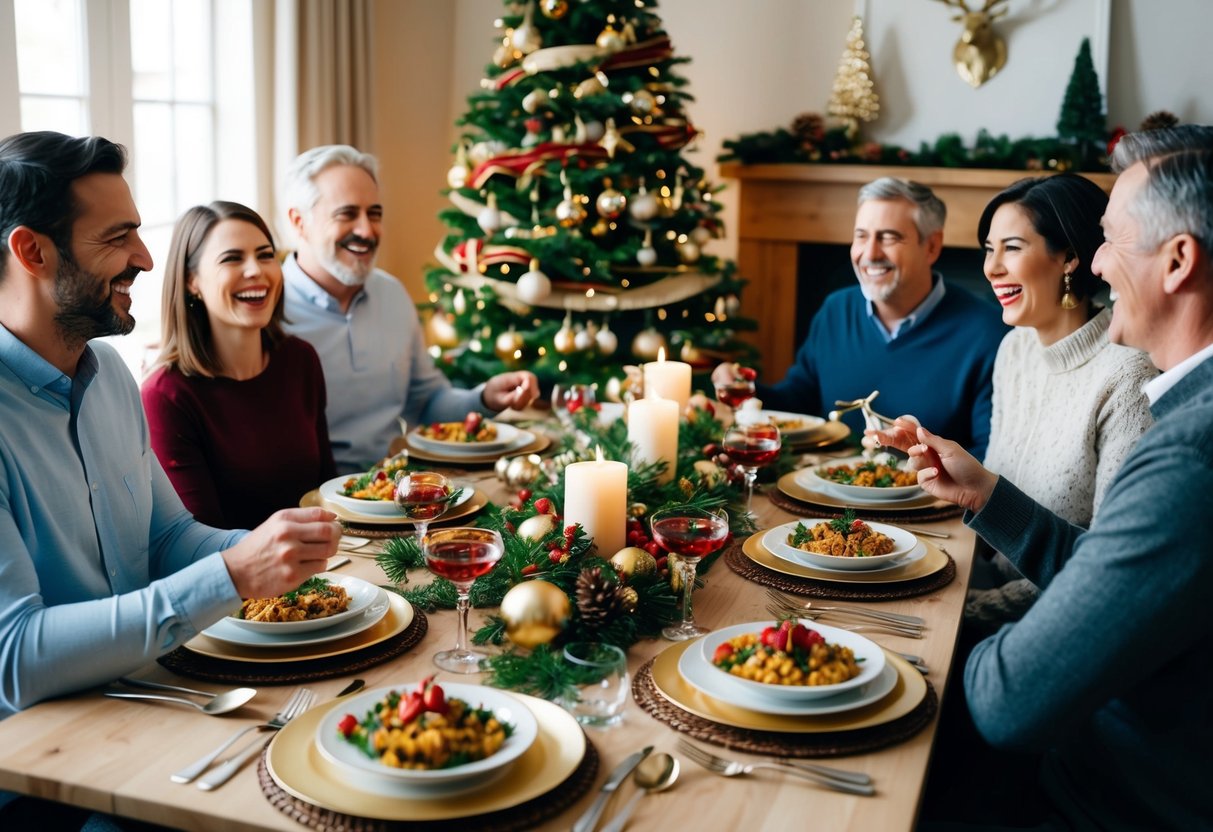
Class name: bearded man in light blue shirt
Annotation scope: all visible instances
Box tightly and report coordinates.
[281,145,540,474]
[0,132,342,724]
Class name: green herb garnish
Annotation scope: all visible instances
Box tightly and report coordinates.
[281,576,333,604]
[828,509,858,535]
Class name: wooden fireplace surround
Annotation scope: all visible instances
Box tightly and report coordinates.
[718,163,1116,379]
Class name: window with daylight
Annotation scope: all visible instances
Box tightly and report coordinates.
[1,0,261,379]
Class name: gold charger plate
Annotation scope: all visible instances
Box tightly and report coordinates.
[778,470,949,512]
[651,640,925,733]
[743,532,948,584]
[405,431,552,464]
[786,420,851,450]
[301,487,488,527]
[183,593,413,663]
[267,694,586,821]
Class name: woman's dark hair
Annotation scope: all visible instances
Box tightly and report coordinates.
[0,132,126,281]
[153,201,286,378]
[977,173,1109,301]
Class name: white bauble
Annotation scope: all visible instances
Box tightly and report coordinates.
[628,193,659,221]
[478,204,502,234]
[595,324,618,356]
[574,327,595,351]
[582,120,605,142]
[678,241,701,264]
[516,267,552,304]
[690,226,712,246]
[636,245,658,267]
[516,513,556,542]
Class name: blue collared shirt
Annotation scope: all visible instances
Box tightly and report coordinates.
[865,273,947,342]
[282,255,486,473]
[0,324,243,719]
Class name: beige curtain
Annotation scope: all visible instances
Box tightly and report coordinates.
[295,0,375,153]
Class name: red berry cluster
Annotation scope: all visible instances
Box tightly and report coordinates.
[548,524,577,564]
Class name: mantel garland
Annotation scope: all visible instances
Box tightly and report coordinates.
[377,401,794,697]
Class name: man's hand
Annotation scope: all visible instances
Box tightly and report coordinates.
[482,370,540,412]
[866,424,998,512]
[220,507,342,599]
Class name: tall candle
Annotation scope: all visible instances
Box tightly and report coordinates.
[643,348,692,413]
[627,396,679,484]
[563,446,627,555]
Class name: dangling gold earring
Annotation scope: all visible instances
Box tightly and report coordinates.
[1060,271,1078,310]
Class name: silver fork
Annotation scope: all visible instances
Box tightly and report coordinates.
[764,604,923,639]
[188,687,315,790]
[764,589,926,627]
[677,741,875,796]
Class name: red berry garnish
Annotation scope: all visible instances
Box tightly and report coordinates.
[517,488,533,502]
[548,550,564,564]
[534,497,552,515]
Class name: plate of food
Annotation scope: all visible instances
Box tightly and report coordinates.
[319,473,472,519]
[763,516,918,571]
[759,410,826,443]
[316,681,539,796]
[225,574,382,634]
[801,454,924,502]
[408,413,521,454]
[697,620,886,702]
[203,585,391,648]
[677,641,899,716]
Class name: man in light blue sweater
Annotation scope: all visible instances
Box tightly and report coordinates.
[876,125,1213,829]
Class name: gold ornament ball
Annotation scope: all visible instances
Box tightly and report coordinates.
[678,240,701,264]
[596,24,625,52]
[631,328,667,361]
[627,89,657,116]
[595,187,627,219]
[505,454,542,487]
[619,586,639,614]
[539,0,569,19]
[555,198,587,227]
[495,455,512,482]
[500,580,571,649]
[610,546,657,578]
[516,512,557,542]
[494,330,524,362]
[426,312,460,349]
[680,341,702,363]
[554,323,578,354]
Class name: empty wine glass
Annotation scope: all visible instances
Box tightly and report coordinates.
[423,527,504,673]
[722,421,782,515]
[650,506,729,641]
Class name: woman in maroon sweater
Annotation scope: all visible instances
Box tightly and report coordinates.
[142,201,336,529]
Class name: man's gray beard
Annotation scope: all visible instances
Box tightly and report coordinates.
[320,251,372,287]
[855,266,900,304]
[53,251,135,350]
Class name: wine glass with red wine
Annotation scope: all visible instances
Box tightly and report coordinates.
[394,471,458,542]
[423,527,505,673]
[714,377,755,424]
[650,505,730,641]
[722,421,782,515]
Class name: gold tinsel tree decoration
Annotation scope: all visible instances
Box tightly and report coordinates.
[828,16,880,138]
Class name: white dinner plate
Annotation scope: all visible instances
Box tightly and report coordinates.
[408,421,522,454]
[315,683,539,797]
[762,519,918,571]
[319,476,474,519]
[225,574,382,634]
[695,620,886,702]
[205,585,390,647]
[800,455,925,502]
[759,410,826,442]
[678,637,898,716]
[763,531,928,575]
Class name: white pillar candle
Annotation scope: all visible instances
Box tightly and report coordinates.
[627,395,680,484]
[563,447,628,555]
[643,348,692,413]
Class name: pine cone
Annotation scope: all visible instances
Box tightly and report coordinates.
[1140,110,1179,132]
[576,567,621,631]
[791,112,826,145]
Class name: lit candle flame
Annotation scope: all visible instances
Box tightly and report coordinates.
[656,347,666,362]
[595,445,604,462]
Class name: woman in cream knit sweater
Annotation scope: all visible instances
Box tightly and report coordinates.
[971,173,1158,624]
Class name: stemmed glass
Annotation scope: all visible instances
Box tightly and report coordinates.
[423,527,505,673]
[651,506,730,641]
[714,374,755,425]
[551,383,596,429]
[722,421,782,515]
[394,471,458,542]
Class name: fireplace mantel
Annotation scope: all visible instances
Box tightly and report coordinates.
[719,163,1116,379]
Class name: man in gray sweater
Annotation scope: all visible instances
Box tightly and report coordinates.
[876,125,1213,830]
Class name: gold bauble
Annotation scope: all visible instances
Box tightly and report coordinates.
[555,197,587,227]
[619,586,639,614]
[426,312,460,349]
[680,341,702,363]
[505,454,542,487]
[631,328,667,361]
[539,0,569,19]
[495,455,513,482]
[516,512,557,542]
[625,89,657,116]
[494,328,524,361]
[501,580,571,648]
[628,502,648,518]
[595,186,627,219]
[610,546,658,578]
[554,316,577,354]
[678,240,701,264]
[596,24,625,52]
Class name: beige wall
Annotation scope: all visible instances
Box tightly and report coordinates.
[369,0,1213,297]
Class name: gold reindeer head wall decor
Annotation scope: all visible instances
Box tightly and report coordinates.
[933,0,1011,88]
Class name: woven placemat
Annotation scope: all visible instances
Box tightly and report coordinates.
[158,610,428,685]
[256,737,599,832]
[767,487,965,522]
[633,658,937,758]
[724,543,956,600]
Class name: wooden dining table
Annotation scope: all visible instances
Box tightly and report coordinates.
[0,449,976,832]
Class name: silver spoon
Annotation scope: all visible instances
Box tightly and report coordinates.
[104,687,256,715]
[600,752,679,832]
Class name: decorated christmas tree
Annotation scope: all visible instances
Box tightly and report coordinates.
[1056,38,1106,168]
[827,16,880,139]
[426,0,755,395]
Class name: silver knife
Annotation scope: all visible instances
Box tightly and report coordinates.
[571,745,653,832]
